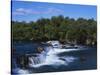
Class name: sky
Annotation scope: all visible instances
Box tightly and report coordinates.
[11,1,97,22]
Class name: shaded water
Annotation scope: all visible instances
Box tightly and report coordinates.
[11,42,97,74]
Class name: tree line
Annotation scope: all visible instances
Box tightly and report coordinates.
[12,15,97,46]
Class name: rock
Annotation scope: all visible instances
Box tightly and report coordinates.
[16,55,29,69]
[37,47,44,53]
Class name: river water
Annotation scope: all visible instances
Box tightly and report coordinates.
[11,42,97,74]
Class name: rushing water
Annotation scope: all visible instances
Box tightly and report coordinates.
[11,42,97,74]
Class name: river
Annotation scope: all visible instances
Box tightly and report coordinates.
[11,42,97,74]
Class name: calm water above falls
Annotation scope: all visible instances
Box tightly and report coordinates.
[12,42,97,74]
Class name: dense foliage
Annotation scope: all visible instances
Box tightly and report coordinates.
[12,15,97,45]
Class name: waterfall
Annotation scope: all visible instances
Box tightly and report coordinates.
[12,45,79,74]
[28,53,46,67]
[27,46,54,67]
[28,46,78,67]
[14,45,78,69]
[29,56,42,65]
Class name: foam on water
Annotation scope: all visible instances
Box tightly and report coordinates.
[28,47,77,68]
[28,55,76,68]
[12,46,79,74]
[12,68,29,74]
[47,48,80,55]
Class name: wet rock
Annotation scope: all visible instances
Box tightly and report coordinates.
[59,58,66,61]
[16,55,29,69]
[37,47,44,53]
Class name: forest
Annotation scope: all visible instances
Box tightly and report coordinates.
[12,15,97,46]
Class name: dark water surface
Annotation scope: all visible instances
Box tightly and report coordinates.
[12,42,97,74]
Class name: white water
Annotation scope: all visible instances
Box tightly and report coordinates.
[12,68,29,74]
[28,47,78,68]
[13,46,80,74]
[47,48,80,55]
